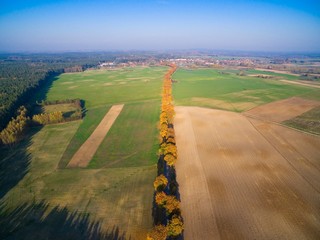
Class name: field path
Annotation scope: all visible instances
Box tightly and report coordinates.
[280,80,320,89]
[175,106,320,240]
[68,104,124,168]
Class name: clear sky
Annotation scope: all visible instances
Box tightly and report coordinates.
[0,0,320,52]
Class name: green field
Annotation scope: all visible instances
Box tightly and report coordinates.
[172,68,319,112]
[0,66,167,239]
[47,67,166,108]
[90,101,160,168]
[283,106,320,135]
[1,122,155,239]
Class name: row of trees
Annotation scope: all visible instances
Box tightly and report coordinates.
[32,111,64,125]
[0,106,28,146]
[0,98,84,146]
[148,64,184,240]
[36,99,84,121]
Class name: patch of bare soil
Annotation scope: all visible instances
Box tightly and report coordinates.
[244,97,320,123]
[67,104,124,168]
[174,106,320,240]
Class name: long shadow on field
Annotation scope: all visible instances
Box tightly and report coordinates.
[27,73,60,114]
[0,200,127,240]
[0,129,37,199]
[0,72,61,199]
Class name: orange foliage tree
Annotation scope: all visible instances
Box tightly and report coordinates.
[153,174,168,191]
[167,215,184,237]
[147,225,167,240]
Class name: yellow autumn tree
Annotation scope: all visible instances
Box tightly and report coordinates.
[165,195,180,214]
[155,191,167,206]
[153,174,168,190]
[147,225,167,240]
[0,106,28,145]
[164,144,177,157]
[164,154,176,166]
[167,215,184,237]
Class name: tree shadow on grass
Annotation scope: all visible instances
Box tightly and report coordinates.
[0,200,128,240]
[0,127,40,199]
[0,72,60,199]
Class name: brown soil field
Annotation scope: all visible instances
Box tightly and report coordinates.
[174,106,320,240]
[67,104,124,168]
[244,97,320,123]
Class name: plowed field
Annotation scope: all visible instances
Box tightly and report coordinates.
[174,106,320,240]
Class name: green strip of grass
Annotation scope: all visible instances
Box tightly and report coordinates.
[89,100,160,168]
[283,106,320,135]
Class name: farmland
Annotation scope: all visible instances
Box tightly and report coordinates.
[1,64,320,239]
[0,66,168,239]
[172,68,319,112]
[173,68,320,239]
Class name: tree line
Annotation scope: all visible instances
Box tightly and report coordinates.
[0,98,84,146]
[0,106,28,146]
[148,64,184,240]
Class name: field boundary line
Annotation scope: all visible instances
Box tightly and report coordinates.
[243,112,320,137]
[67,104,124,168]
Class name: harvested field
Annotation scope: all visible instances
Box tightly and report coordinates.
[174,106,320,240]
[67,104,124,168]
[244,97,320,123]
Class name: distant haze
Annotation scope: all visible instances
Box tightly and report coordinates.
[0,0,320,52]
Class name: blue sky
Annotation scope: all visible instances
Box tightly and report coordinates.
[0,0,319,52]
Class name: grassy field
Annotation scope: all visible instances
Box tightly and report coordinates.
[283,106,320,135]
[0,66,167,239]
[46,67,166,108]
[56,66,167,169]
[43,103,77,113]
[1,122,155,239]
[172,68,319,112]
